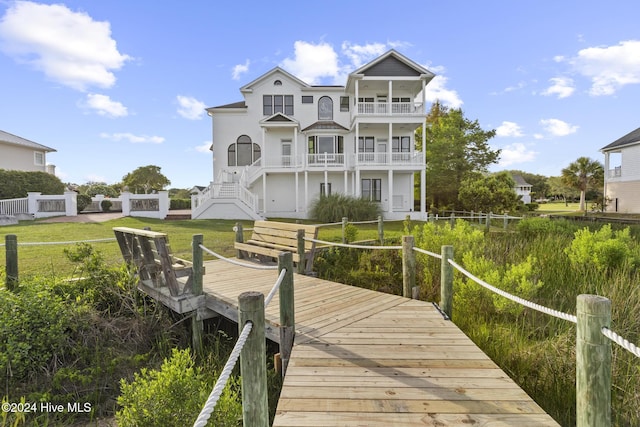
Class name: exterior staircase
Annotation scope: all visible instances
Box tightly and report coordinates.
[191,179,262,220]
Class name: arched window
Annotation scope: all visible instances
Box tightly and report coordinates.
[228,135,261,166]
[318,96,333,120]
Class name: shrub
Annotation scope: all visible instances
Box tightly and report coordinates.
[76,194,92,213]
[309,193,381,223]
[116,348,241,427]
[100,199,113,212]
[516,217,577,238]
[0,169,65,198]
[565,225,636,272]
[170,198,191,210]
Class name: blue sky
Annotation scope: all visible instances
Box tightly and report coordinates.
[1,0,639,189]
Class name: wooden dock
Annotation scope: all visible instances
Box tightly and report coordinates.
[199,259,559,426]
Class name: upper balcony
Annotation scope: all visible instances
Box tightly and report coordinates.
[351,101,425,122]
[608,166,622,178]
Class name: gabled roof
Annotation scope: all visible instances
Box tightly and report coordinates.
[511,174,532,187]
[351,49,434,77]
[240,67,310,93]
[601,127,640,151]
[301,121,349,132]
[259,112,299,127]
[0,130,56,152]
[206,101,246,111]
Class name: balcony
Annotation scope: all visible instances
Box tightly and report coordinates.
[353,101,424,118]
[356,151,425,167]
[608,166,622,178]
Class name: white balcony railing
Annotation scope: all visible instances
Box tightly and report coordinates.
[356,151,425,166]
[355,102,424,116]
[608,166,622,178]
[307,153,346,167]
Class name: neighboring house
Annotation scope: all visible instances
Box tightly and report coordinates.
[601,127,640,213]
[0,130,56,174]
[512,174,532,204]
[194,50,435,220]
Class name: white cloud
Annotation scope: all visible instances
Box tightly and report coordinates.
[195,141,212,153]
[540,118,578,136]
[232,59,250,80]
[341,41,387,69]
[176,95,206,120]
[565,40,640,96]
[280,41,339,85]
[0,1,130,91]
[85,93,128,117]
[533,133,544,140]
[85,173,107,183]
[542,77,575,98]
[423,75,463,109]
[496,121,523,137]
[498,143,537,166]
[100,132,164,144]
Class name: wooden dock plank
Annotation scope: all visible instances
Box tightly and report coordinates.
[195,259,559,426]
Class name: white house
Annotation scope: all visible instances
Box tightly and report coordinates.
[512,174,532,204]
[601,127,640,213]
[0,130,56,174]
[193,50,435,220]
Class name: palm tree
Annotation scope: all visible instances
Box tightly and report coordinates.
[561,157,604,212]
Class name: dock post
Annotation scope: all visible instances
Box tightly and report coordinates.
[377,215,384,244]
[238,292,269,427]
[341,217,348,244]
[235,222,244,259]
[485,212,492,232]
[402,235,416,298]
[503,213,509,230]
[577,294,611,427]
[296,229,305,274]
[5,234,18,291]
[278,252,295,377]
[191,234,204,355]
[440,245,454,319]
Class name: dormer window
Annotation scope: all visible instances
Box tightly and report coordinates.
[274,80,282,86]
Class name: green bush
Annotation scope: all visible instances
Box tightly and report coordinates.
[309,193,381,223]
[565,225,636,272]
[0,169,65,198]
[100,199,113,212]
[76,194,92,213]
[170,198,191,210]
[116,348,241,427]
[516,217,578,238]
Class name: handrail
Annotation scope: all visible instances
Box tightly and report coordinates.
[304,237,401,251]
[199,243,278,270]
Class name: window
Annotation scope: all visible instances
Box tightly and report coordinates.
[318,96,333,120]
[228,135,261,166]
[358,137,375,152]
[34,151,45,166]
[340,96,349,112]
[320,183,331,197]
[308,136,343,154]
[361,179,382,202]
[392,136,411,152]
[274,80,282,86]
[263,95,294,115]
[302,96,313,104]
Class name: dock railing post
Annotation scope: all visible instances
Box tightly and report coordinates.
[402,235,416,299]
[377,215,384,244]
[503,213,509,230]
[296,229,306,274]
[485,212,492,233]
[278,252,295,377]
[235,222,244,259]
[450,212,455,227]
[238,291,269,427]
[341,217,348,244]
[5,234,18,291]
[577,294,611,427]
[440,245,454,319]
[191,234,204,355]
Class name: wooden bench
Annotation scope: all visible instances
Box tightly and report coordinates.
[113,227,194,298]
[234,220,319,273]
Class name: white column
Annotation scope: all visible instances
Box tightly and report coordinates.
[295,172,299,212]
[324,170,328,196]
[421,116,427,218]
[422,79,427,114]
[65,191,78,217]
[388,80,392,115]
[262,172,267,215]
[304,171,308,212]
[355,169,361,197]
[388,122,393,161]
[388,170,393,214]
[158,190,169,219]
[121,191,131,217]
[355,122,360,166]
[344,170,348,196]
[603,152,609,210]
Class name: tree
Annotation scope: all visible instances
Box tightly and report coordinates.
[418,102,500,210]
[122,165,171,194]
[547,176,579,205]
[560,157,604,212]
[458,172,521,213]
[505,170,550,201]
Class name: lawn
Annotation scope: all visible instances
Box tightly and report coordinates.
[536,201,581,213]
[0,216,407,277]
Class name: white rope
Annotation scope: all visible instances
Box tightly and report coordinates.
[348,219,379,225]
[199,244,278,270]
[312,221,344,227]
[305,237,401,251]
[413,247,442,259]
[448,259,578,323]
[264,269,286,308]
[601,327,640,358]
[0,237,116,247]
[193,321,253,427]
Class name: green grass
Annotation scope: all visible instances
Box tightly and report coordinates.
[536,202,581,213]
[0,217,407,277]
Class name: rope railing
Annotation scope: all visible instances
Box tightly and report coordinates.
[199,243,278,270]
[0,237,116,247]
[448,259,578,323]
[265,268,286,308]
[601,327,640,358]
[413,246,442,259]
[304,236,401,251]
[193,320,253,427]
